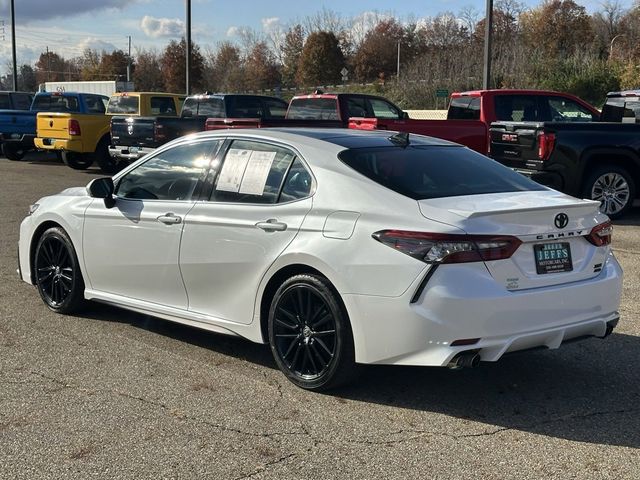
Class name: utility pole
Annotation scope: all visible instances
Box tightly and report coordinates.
[127,35,131,82]
[46,46,50,82]
[10,0,18,91]
[185,0,191,95]
[483,0,493,90]
[396,41,400,79]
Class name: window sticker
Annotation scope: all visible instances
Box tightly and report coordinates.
[217,149,252,192]
[239,150,277,195]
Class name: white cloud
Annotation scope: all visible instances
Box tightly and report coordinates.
[261,17,281,33]
[140,15,184,38]
[226,26,241,37]
[78,37,118,53]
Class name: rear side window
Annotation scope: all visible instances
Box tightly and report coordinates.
[448,97,480,120]
[107,95,139,114]
[212,139,297,204]
[0,94,9,109]
[494,95,538,121]
[85,95,106,114]
[287,98,339,120]
[13,94,32,110]
[263,98,288,118]
[339,146,545,200]
[229,97,263,117]
[151,97,177,115]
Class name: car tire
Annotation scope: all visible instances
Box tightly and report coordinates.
[34,227,86,314]
[62,151,93,170]
[582,165,636,219]
[268,273,358,391]
[94,138,121,174]
[2,142,26,161]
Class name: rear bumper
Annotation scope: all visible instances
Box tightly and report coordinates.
[343,254,623,366]
[108,144,155,161]
[34,137,84,152]
[0,133,35,147]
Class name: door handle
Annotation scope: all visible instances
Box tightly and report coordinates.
[157,213,182,225]
[255,219,287,232]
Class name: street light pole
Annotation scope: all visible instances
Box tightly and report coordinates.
[483,0,493,90]
[397,41,400,79]
[10,0,18,91]
[185,0,191,95]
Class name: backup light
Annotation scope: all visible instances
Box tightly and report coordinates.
[372,230,522,264]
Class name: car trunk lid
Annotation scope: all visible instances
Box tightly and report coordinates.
[418,190,610,290]
[37,112,72,140]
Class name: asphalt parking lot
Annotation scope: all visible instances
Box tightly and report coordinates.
[1,153,639,479]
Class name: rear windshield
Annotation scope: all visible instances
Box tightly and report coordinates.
[107,96,139,114]
[33,95,80,112]
[447,97,480,120]
[339,146,545,200]
[287,98,339,120]
[601,96,640,123]
[182,97,224,117]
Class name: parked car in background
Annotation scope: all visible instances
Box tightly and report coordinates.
[490,90,640,218]
[348,89,600,154]
[106,92,185,117]
[33,94,110,170]
[108,93,289,170]
[18,128,621,390]
[0,92,101,161]
[0,91,33,110]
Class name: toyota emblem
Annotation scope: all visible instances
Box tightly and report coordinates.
[554,213,569,229]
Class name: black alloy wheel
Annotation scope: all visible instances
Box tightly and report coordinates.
[62,151,93,170]
[268,274,357,391]
[34,227,85,314]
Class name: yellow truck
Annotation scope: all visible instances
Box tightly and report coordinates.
[34,92,184,173]
[34,93,111,171]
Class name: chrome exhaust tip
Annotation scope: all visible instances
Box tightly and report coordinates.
[447,352,481,370]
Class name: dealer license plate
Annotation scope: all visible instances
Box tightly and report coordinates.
[534,242,572,274]
[129,146,139,153]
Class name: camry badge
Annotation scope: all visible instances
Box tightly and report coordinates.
[554,213,569,229]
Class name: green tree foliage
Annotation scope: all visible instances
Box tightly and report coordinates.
[160,38,205,94]
[296,31,345,87]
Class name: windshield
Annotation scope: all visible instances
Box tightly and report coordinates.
[107,96,139,114]
[339,145,546,200]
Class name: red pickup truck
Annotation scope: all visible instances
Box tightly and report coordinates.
[206,90,600,154]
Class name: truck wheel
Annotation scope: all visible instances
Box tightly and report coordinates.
[2,143,26,161]
[582,165,636,219]
[94,138,120,174]
[61,151,93,170]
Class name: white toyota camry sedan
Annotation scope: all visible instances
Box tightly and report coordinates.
[18,128,622,390]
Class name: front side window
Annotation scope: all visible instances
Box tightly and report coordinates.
[212,139,297,204]
[547,97,596,122]
[339,145,545,200]
[116,140,219,201]
[368,98,401,119]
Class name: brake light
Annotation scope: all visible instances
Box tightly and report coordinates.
[68,119,81,136]
[372,230,522,264]
[154,123,166,141]
[538,132,556,160]
[586,221,613,247]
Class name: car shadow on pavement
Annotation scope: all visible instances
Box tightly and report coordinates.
[614,206,640,226]
[78,302,639,449]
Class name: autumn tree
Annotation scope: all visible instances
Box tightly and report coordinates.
[19,65,37,91]
[244,42,280,91]
[160,38,205,93]
[208,42,245,92]
[281,24,305,87]
[296,31,345,87]
[100,50,132,80]
[352,19,405,82]
[79,49,101,80]
[133,49,164,91]
[35,51,68,83]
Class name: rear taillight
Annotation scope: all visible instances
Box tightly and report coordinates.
[154,123,166,141]
[537,132,556,161]
[372,230,522,264]
[68,119,81,136]
[586,221,613,247]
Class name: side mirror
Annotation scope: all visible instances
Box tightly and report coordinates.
[87,177,116,208]
[402,111,409,120]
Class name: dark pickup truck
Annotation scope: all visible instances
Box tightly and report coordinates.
[490,90,640,218]
[108,93,289,168]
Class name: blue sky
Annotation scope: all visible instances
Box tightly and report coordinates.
[0,0,634,68]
